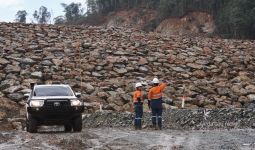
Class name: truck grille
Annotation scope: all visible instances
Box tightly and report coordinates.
[43,99,71,113]
[44,99,70,107]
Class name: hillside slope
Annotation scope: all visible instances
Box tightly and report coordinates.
[82,0,255,39]
[105,10,215,36]
[156,12,215,35]
[0,23,255,117]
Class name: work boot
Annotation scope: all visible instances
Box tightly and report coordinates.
[158,117,162,130]
[152,124,157,130]
[135,125,139,130]
[137,122,142,130]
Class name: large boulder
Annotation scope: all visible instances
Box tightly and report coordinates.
[2,86,21,94]
[0,79,16,91]
[81,83,95,94]
[4,65,21,74]
[0,58,9,65]
[31,72,43,79]
[7,93,24,102]
[245,85,255,94]
[19,58,36,65]
[113,68,127,74]
[41,60,53,66]
[217,87,230,96]
[247,94,255,101]
[138,58,148,65]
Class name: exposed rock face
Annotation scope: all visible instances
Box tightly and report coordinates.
[106,9,157,30]
[156,12,215,35]
[0,23,255,112]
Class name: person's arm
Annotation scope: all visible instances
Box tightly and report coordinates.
[148,89,152,100]
[133,91,137,103]
[160,83,167,91]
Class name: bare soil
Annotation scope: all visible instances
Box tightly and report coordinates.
[0,127,255,150]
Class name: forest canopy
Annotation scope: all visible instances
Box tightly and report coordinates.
[85,0,255,39]
[15,0,255,39]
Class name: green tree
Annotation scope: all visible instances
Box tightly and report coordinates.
[15,10,28,23]
[87,0,97,14]
[57,0,255,39]
[33,6,51,24]
[61,3,83,23]
[54,16,66,24]
[216,0,255,38]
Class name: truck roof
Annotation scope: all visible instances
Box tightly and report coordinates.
[34,84,70,87]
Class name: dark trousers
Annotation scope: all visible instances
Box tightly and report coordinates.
[150,99,163,128]
[134,103,143,129]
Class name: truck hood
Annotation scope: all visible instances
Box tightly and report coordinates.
[31,96,77,100]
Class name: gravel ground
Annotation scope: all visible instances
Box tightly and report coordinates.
[0,127,255,150]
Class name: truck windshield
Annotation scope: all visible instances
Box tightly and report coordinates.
[33,86,74,96]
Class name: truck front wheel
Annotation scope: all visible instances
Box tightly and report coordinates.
[27,115,37,133]
[72,115,82,132]
[64,123,72,132]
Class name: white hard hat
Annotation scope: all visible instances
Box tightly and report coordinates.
[135,83,142,88]
[152,78,159,84]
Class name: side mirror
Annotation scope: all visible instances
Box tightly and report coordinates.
[24,93,30,98]
[75,92,81,98]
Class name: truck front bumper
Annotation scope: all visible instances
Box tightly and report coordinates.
[27,106,84,125]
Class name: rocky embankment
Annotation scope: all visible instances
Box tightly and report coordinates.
[0,22,255,117]
[83,109,255,130]
[3,108,255,131]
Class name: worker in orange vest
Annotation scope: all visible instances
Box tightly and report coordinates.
[133,82,143,130]
[148,78,168,130]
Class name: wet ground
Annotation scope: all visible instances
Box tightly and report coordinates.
[0,127,255,150]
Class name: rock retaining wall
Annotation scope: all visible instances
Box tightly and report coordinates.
[0,23,255,112]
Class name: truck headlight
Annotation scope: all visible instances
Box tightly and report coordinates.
[71,99,82,106]
[30,100,44,107]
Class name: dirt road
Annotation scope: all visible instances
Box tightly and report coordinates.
[0,127,255,150]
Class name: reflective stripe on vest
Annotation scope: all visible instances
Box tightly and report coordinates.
[151,93,163,100]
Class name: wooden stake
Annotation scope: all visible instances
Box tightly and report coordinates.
[182,96,185,108]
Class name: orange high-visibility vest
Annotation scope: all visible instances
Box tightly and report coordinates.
[133,90,143,103]
[148,83,167,100]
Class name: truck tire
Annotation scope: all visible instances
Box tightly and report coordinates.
[72,115,82,132]
[64,123,72,132]
[27,115,37,133]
